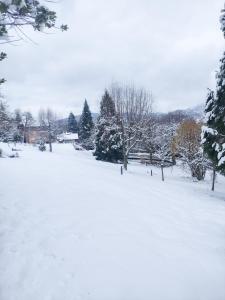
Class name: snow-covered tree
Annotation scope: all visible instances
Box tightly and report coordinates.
[94,90,123,162]
[100,90,116,118]
[154,123,177,164]
[67,112,78,133]
[0,0,67,41]
[22,111,34,143]
[142,119,158,163]
[12,130,23,143]
[38,140,46,152]
[79,100,94,149]
[177,120,208,180]
[14,109,22,125]
[0,100,11,140]
[110,83,153,170]
[0,0,67,86]
[202,7,225,175]
[38,108,56,152]
[11,109,23,142]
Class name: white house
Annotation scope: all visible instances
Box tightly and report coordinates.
[57,132,79,143]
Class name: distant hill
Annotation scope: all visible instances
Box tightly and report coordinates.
[154,104,204,124]
[56,105,204,130]
[56,113,99,131]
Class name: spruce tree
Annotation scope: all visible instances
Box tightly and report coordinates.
[79,100,94,144]
[202,7,225,174]
[67,112,78,133]
[14,109,22,125]
[0,100,11,140]
[100,90,116,118]
[94,90,123,162]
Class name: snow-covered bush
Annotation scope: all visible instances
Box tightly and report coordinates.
[39,141,46,152]
[13,130,23,143]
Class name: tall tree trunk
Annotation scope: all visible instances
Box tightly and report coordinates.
[49,126,52,152]
[124,154,128,171]
[23,127,27,143]
[121,122,127,170]
[172,154,176,165]
[149,151,153,164]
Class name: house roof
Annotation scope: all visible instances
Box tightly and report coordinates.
[57,132,79,140]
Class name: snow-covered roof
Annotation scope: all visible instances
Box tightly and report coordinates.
[57,132,79,140]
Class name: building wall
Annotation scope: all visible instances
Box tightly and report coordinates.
[26,130,49,144]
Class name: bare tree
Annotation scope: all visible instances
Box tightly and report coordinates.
[22,111,34,143]
[142,119,158,164]
[38,108,57,152]
[154,123,177,164]
[110,83,153,170]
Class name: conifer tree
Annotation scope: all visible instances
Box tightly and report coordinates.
[94,90,123,162]
[100,90,116,118]
[79,100,94,146]
[14,109,22,125]
[0,100,11,140]
[202,7,225,175]
[67,112,78,133]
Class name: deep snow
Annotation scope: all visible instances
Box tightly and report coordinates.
[0,143,225,300]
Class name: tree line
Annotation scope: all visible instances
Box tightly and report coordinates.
[0,73,223,186]
[0,98,94,145]
[93,84,209,182]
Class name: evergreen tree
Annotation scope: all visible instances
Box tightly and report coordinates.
[67,112,78,133]
[0,100,11,140]
[94,90,123,162]
[12,108,23,143]
[14,109,22,125]
[79,100,94,147]
[0,0,67,41]
[13,131,23,143]
[202,8,225,174]
[100,90,116,118]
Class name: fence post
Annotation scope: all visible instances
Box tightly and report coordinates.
[121,166,123,175]
[151,169,153,176]
[161,164,164,181]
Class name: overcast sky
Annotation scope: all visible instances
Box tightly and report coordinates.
[1,0,225,117]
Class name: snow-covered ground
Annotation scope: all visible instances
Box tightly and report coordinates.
[0,143,225,300]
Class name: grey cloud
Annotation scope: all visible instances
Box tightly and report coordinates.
[1,0,225,116]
